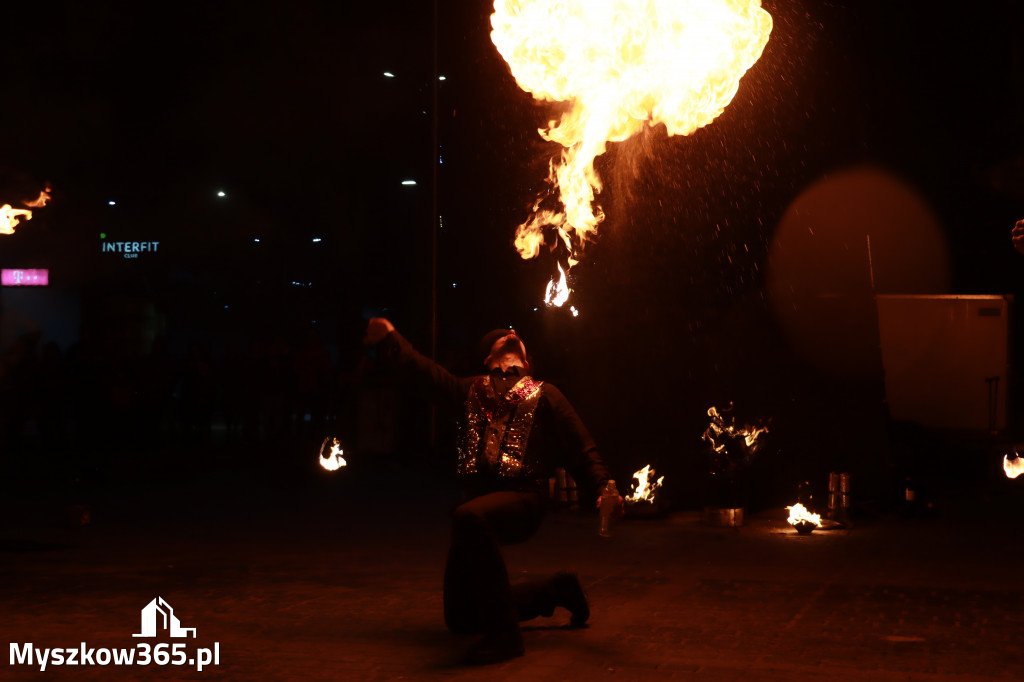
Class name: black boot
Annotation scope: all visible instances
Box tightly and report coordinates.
[551,571,590,627]
[464,627,525,665]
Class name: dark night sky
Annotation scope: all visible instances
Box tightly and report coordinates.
[2,1,1024,485]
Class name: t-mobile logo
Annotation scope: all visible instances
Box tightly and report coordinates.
[132,597,196,638]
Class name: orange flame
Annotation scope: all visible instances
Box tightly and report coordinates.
[625,464,664,503]
[1004,454,1024,479]
[22,185,52,209]
[786,503,822,527]
[319,437,347,471]
[492,0,773,299]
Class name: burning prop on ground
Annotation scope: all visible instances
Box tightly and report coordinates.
[1004,452,1024,479]
[318,437,347,472]
[702,403,769,479]
[786,502,822,535]
[491,0,773,308]
[624,464,667,517]
[1,184,51,235]
[701,403,769,525]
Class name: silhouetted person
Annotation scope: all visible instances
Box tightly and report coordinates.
[137,338,176,441]
[0,331,41,458]
[292,328,332,436]
[37,341,65,449]
[180,342,215,442]
[364,318,621,665]
[1012,218,1024,255]
[261,336,291,441]
[240,340,266,442]
[221,343,247,441]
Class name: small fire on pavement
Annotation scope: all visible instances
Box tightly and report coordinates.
[786,502,822,534]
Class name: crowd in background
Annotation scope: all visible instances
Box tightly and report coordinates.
[0,327,432,489]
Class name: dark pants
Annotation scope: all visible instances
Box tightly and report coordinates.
[444,491,561,635]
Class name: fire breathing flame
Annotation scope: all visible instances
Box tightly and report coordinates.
[786,503,822,527]
[319,437,347,472]
[1004,453,1024,479]
[625,464,664,503]
[492,0,773,301]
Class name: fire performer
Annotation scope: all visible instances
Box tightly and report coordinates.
[364,317,621,664]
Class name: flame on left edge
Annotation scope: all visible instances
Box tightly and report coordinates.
[319,437,347,472]
[1004,453,1024,479]
[1,185,51,235]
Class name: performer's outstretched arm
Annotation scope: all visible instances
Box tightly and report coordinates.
[365,317,470,407]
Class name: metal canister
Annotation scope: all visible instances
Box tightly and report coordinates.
[839,472,851,521]
[566,471,579,508]
[555,467,568,503]
[827,472,840,519]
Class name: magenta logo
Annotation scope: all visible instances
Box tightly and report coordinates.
[1,269,49,286]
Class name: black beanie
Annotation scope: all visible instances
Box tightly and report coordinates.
[478,328,520,364]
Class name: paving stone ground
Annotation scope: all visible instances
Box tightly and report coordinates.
[3,459,1023,681]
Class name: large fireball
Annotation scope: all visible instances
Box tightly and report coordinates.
[492,0,773,280]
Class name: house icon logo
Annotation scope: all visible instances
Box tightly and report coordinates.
[132,597,197,638]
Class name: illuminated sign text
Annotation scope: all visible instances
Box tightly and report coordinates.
[1,269,49,286]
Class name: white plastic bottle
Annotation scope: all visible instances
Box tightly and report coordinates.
[599,480,619,537]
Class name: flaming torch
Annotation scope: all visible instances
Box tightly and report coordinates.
[1004,452,1024,479]
[491,0,773,306]
[318,437,347,472]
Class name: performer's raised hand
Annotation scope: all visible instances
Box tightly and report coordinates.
[364,317,395,345]
[1013,219,1024,255]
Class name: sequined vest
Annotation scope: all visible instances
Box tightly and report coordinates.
[457,375,544,478]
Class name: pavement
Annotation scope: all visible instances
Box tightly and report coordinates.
[3,451,1024,681]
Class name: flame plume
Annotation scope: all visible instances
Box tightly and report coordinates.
[492,0,773,295]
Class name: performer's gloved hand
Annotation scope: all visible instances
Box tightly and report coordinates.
[1013,219,1024,255]
[364,317,395,345]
